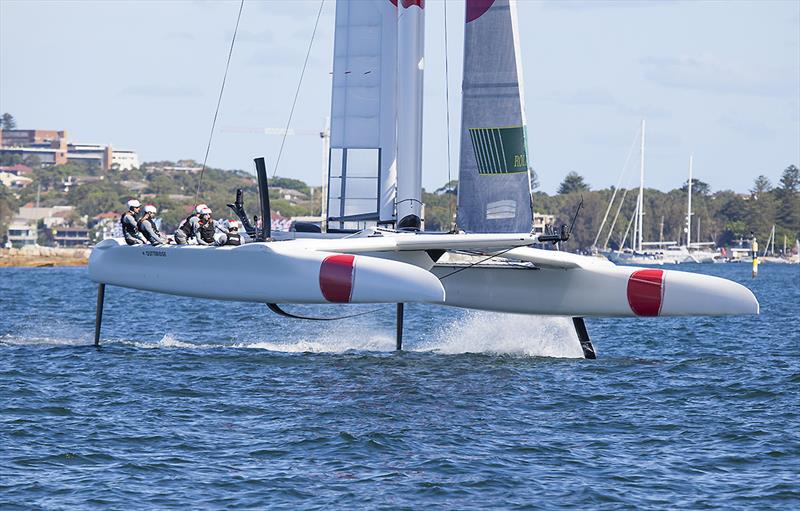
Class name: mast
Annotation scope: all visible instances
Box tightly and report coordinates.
[770,225,776,256]
[396,0,425,230]
[687,154,693,247]
[637,119,645,252]
[321,117,330,232]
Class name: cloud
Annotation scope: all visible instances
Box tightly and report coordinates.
[541,89,669,118]
[119,84,202,98]
[641,53,796,98]
[718,115,775,139]
[542,0,679,11]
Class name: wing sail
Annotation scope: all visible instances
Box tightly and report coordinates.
[327,0,398,230]
[456,0,533,233]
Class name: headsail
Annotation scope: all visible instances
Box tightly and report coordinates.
[456,0,533,233]
[327,0,398,230]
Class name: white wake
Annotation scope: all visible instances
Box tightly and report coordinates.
[418,312,585,358]
[1,313,586,358]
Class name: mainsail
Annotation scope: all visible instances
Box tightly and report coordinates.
[327,0,398,230]
[456,0,533,233]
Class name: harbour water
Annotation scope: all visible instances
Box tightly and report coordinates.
[1,264,798,509]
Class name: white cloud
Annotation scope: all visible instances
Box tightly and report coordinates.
[641,53,796,98]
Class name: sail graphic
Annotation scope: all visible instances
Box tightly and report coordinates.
[456,0,533,233]
[327,0,398,230]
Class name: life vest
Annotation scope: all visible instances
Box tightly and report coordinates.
[138,217,161,244]
[178,214,196,237]
[225,233,242,246]
[199,219,216,244]
[120,212,139,239]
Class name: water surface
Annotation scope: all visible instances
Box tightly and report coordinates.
[1,264,798,509]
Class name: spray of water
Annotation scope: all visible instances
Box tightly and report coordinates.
[1,313,585,359]
[419,312,585,358]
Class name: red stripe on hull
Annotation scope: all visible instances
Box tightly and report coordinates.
[627,269,664,316]
[319,254,355,303]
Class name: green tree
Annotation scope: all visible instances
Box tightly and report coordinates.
[0,153,22,166]
[1,113,16,130]
[747,175,777,240]
[775,164,800,235]
[0,182,19,237]
[680,178,711,196]
[558,171,589,195]
[270,176,309,195]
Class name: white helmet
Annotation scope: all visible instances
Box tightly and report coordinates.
[201,207,212,215]
[228,220,239,230]
[144,204,157,214]
[127,199,141,209]
[195,203,208,214]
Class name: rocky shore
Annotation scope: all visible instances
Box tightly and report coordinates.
[0,246,91,267]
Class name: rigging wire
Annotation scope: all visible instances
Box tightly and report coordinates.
[194,0,245,207]
[272,0,326,178]
[443,0,455,231]
[591,125,640,249]
[438,247,517,280]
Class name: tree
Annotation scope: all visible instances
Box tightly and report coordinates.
[680,178,711,196]
[558,171,589,194]
[750,175,773,197]
[1,113,16,130]
[747,175,777,240]
[434,180,458,195]
[0,182,19,237]
[775,164,800,235]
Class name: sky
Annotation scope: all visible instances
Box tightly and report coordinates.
[1,0,798,195]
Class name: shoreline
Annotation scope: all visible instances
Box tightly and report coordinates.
[0,247,90,268]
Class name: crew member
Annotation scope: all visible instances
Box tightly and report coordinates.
[198,207,216,245]
[121,199,145,245]
[138,205,168,245]
[174,204,208,245]
[218,220,245,246]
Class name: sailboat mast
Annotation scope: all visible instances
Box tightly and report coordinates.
[687,154,693,247]
[637,119,645,252]
[396,0,425,230]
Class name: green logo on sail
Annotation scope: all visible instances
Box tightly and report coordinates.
[468,126,528,175]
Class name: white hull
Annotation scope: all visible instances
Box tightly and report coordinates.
[89,239,444,304]
[88,237,757,318]
[433,257,758,317]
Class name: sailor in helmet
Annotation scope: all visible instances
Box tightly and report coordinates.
[138,204,168,245]
[174,204,209,245]
[121,199,145,245]
[198,207,216,245]
[216,220,246,246]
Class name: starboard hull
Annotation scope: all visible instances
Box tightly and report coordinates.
[432,262,759,317]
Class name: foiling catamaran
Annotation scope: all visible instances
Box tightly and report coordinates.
[89,0,758,357]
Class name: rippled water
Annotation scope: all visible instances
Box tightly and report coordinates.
[1,263,798,509]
